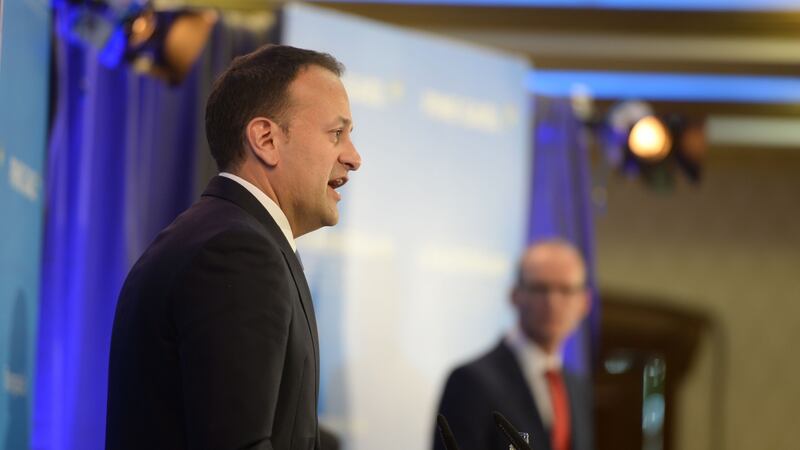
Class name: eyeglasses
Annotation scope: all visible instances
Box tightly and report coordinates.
[518,282,586,297]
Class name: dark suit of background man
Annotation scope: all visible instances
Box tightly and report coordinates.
[435,239,594,450]
[106,45,362,450]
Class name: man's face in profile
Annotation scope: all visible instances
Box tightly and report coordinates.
[512,244,590,351]
[275,65,361,235]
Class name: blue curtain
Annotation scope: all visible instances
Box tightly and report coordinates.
[527,96,598,375]
[34,13,270,450]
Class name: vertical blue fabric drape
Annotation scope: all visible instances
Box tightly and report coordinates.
[527,96,598,375]
[34,13,270,450]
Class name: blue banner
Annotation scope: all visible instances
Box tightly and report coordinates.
[0,0,51,447]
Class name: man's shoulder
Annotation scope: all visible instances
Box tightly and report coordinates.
[127,197,284,284]
[176,194,268,234]
[446,341,514,386]
[166,196,282,251]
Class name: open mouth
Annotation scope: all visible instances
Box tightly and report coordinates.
[328,177,348,190]
[328,177,348,200]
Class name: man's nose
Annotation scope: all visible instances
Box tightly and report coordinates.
[341,143,362,171]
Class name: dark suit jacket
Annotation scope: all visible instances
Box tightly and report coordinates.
[106,176,320,450]
[434,340,593,450]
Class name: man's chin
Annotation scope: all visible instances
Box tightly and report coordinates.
[321,208,339,227]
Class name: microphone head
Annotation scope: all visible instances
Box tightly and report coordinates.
[436,414,461,450]
[492,411,533,450]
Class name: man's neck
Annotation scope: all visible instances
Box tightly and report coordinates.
[218,170,298,251]
[227,166,279,207]
[506,326,564,372]
[521,327,561,357]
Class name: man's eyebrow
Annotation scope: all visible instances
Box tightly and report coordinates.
[332,116,352,128]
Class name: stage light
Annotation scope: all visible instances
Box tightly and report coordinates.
[583,100,706,191]
[628,115,672,162]
[128,8,156,48]
[675,120,706,182]
[160,10,218,83]
[58,1,217,84]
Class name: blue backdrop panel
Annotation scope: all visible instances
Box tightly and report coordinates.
[0,0,51,448]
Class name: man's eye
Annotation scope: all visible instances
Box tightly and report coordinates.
[332,129,343,142]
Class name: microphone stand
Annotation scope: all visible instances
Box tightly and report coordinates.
[436,414,462,450]
[492,411,534,450]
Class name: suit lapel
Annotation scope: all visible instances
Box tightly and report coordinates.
[282,249,320,392]
[202,176,320,393]
[494,341,551,450]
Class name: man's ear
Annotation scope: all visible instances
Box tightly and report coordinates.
[245,117,281,167]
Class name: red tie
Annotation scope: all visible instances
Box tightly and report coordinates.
[545,369,571,450]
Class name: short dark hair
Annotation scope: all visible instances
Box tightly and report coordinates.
[205,44,345,171]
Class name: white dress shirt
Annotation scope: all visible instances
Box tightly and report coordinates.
[218,172,296,252]
[505,326,564,428]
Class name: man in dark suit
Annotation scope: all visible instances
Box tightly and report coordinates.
[106,45,361,450]
[434,239,593,450]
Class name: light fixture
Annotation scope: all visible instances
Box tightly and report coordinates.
[125,8,218,84]
[58,0,217,84]
[579,100,706,192]
[628,115,672,162]
[128,7,157,48]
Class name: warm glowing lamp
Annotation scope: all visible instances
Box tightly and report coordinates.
[129,9,157,48]
[628,115,672,162]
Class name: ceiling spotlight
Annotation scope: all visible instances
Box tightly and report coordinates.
[628,115,672,162]
[128,8,157,48]
[159,9,218,83]
[125,9,218,84]
[593,101,706,191]
[58,1,217,84]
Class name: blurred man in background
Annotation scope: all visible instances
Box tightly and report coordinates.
[106,44,361,450]
[435,239,594,450]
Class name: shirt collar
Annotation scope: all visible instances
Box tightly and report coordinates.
[218,172,296,252]
[505,325,563,373]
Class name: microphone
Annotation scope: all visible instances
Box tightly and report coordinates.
[436,414,462,450]
[492,411,533,450]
